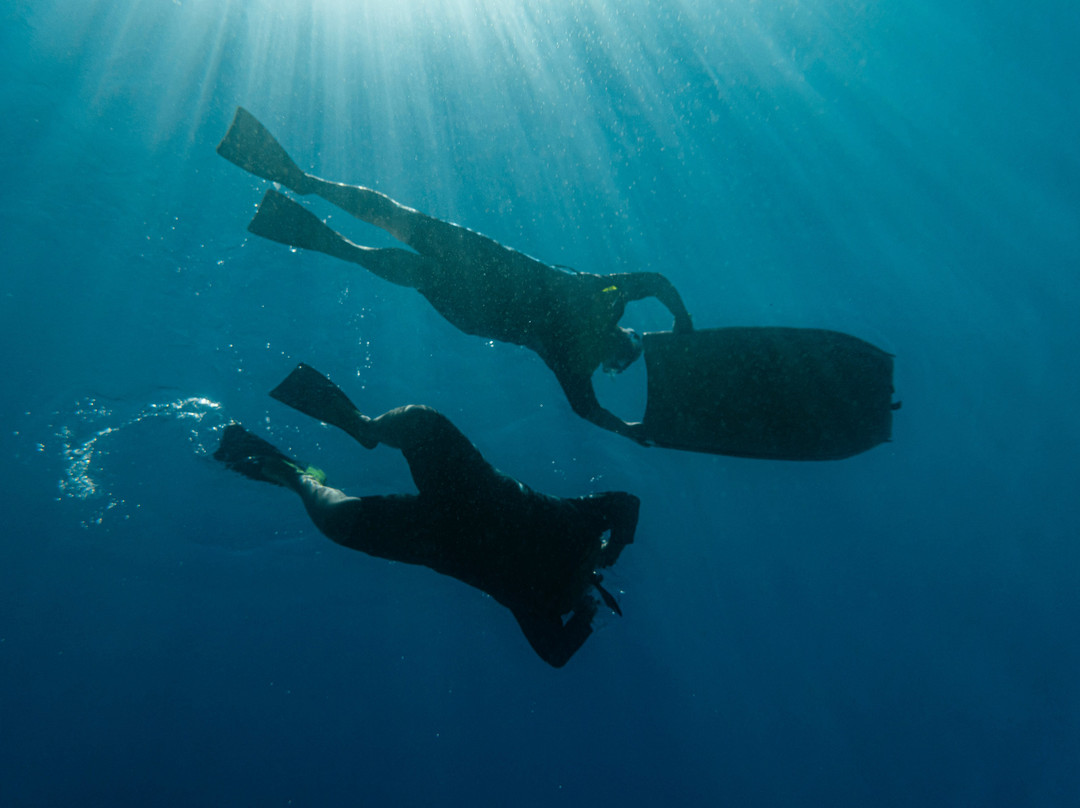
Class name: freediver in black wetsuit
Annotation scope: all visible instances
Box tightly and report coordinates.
[215,363,639,668]
[217,107,693,443]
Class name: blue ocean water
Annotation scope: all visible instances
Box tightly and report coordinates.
[2,0,1078,804]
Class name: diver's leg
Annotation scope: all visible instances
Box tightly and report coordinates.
[362,405,460,451]
[259,455,421,560]
[218,108,510,267]
[214,422,416,558]
[270,365,495,495]
[305,177,513,267]
[285,473,416,558]
[364,405,496,498]
[249,189,435,288]
[268,365,485,478]
[287,474,363,544]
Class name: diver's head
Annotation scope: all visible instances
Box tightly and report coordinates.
[602,327,643,374]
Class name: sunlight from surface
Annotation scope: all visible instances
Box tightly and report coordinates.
[23,0,879,209]
[27,0,817,162]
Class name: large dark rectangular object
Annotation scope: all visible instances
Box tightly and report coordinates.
[642,327,895,460]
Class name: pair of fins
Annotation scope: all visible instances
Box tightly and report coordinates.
[214,363,368,485]
[217,108,345,260]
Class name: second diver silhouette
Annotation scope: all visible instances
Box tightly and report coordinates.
[217,107,692,444]
[215,363,639,667]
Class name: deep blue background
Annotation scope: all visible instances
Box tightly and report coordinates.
[3,1,1078,805]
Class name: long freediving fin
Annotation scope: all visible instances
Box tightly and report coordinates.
[214,423,299,487]
[217,107,310,192]
[247,188,346,255]
[269,363,376,448]
[247,188,370,269]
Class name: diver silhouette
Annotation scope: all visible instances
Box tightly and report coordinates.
[218,107,693,443]
[215,363,639,668]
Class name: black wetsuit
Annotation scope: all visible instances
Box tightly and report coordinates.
[270,178,692,437]
[391,211,693,433]
[304,407,639,667]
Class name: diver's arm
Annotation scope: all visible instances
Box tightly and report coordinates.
[607,272,693,332]
[512,602,596,668]
[556,370,649,444]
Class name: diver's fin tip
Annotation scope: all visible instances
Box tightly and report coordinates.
[214,423,297,487]
[269,363,366,440]
[217,107,308,190]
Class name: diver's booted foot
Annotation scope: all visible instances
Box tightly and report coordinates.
[214,423,308,487]
[350,416,378,450]
[217,107,314,193]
